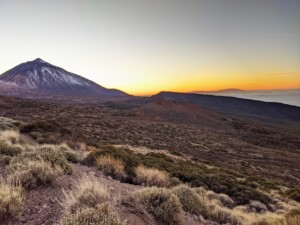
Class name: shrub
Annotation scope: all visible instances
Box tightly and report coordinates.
[0,177,23,220]
[135,165,170,187]
[206,190,235,208]
[170,177,182,187]
[82,146,141,180]
[285,188,300,202]
[171,185,209,216]
[9,159,63,189]
[37,145,73,174]
[209,206,242,225]
[0,130,20,144]
[62,175,109,213]
[0,141,22,156]
[96,155,126,180]
[0,155,11,165]
[136,187,183,225]
[60,203,125,225]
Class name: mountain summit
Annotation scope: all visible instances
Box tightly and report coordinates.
[0,58,127,97]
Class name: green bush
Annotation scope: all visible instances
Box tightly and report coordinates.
[83,146,141,182]
[171,185,209,216]
[137,187,183,225]
[37,145,73,174]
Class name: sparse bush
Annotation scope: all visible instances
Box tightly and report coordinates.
[0,177,23,220]
[0,141,22,156]
[9,159,63,189]
[209,206,242,225]
[255,211,300,225]
[37,145,73,174]
[0,117,23,131]
[96,155,126,180]
[170,177,182,187]
[248,200,267,213]
[285,188,300,203]
[0,155,12,164]
[171,185,209,216]
[206,190,235,208]
[135,165,170,187]
[62,175,109,213]
[136,187,183,225]
[83,146,141,181]
[60,203,125,225]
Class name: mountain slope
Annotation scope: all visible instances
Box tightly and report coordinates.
[153,91,300,123]
[0,58,127,97]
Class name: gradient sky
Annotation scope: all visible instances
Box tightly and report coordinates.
[0,0,299,95]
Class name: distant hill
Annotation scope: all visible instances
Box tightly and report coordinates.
[193,88,244,93]
[0,58,127,98]
[153,91,300,122]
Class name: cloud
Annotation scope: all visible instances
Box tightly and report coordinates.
[266,72,298,77]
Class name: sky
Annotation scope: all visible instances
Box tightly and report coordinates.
[0,0,299,95]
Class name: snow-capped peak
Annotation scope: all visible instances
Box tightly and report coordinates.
[0,58,127,97]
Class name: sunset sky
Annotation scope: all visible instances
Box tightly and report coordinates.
[0,0,299,95]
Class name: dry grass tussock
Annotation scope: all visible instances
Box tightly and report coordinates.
[135,165,170,187]
[8,159,63,189]
[0,130,21,145]
[61,175,109,213]
[0,176,23,220]
[252,210,300,225]
[0,130,24,156]
[136,187,183,225]
[171,185,209,216]
[173,186,242,225]
[96,155,126,180]
[39,143,85,164]
[60,203,125,225]
[60,175,125,225]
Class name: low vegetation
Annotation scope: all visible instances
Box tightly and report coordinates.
[96,155,126,180]
[136,187,183,225]
[60,203,125,225]
[135,165,170,187]
[8,159,62,189]
[61,175,109,213]
[171,185,209,216]
[85,145,272,205]
[0,117,299,225]
[60,175,125,225]
[0,177,23,220]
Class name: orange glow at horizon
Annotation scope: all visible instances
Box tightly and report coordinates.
[109,72,300,96]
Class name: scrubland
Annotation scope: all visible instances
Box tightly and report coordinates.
[0,116,299,225]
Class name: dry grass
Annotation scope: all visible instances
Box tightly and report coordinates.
[252,209,300,225]
[37,144,73,174]
[96,155,126,180]
[136,187,183,225]
[8,159,63,189]
[60,203,125,225]
[0,130,20,145]
[62,175,109,213]
[0,177,23,220]
[171,185,209,216]
[135,165,170,187]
